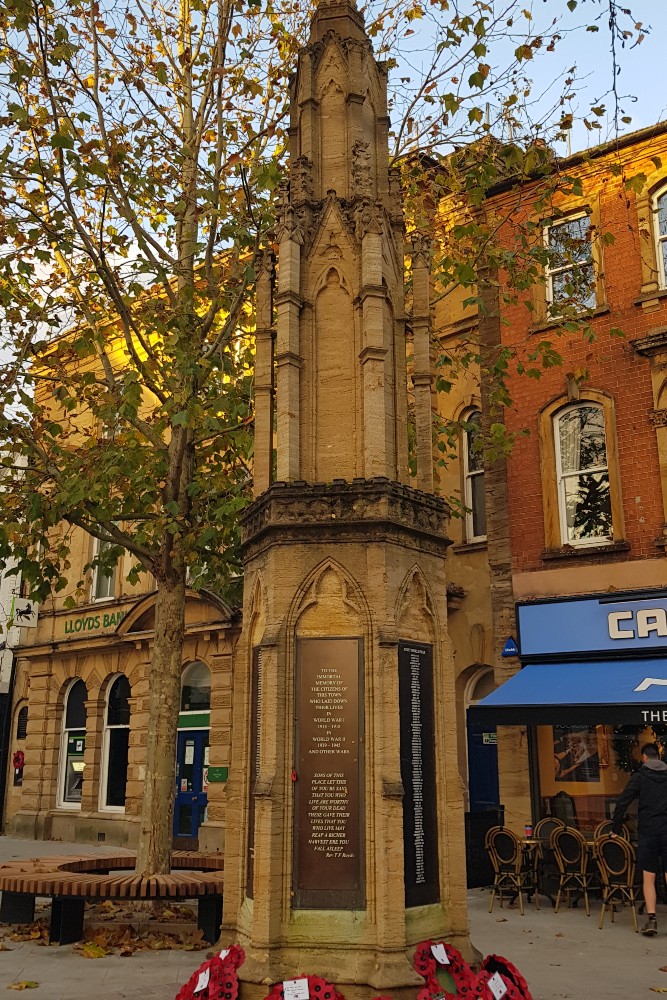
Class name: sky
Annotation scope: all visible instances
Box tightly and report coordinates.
[519,0,667,155]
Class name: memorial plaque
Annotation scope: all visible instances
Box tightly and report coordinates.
[398,641,439,907]
[293,638,364,909]
[246,647,263,898]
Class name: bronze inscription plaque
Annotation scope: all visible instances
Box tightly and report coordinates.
[398,641,440,907]
[293,638,364,909]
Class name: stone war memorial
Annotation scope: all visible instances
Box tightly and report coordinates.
[220,0,469,996]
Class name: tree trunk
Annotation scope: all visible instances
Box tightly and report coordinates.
[478,277,532,830]
[135,572,187,875]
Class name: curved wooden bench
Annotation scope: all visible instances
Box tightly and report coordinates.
[0,851,224,945]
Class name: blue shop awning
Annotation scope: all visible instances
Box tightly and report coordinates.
[467,659,667,727]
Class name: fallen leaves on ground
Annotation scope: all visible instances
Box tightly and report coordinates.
[72,924,206,958]
[6,982,38,991]
[86,900,195,923]
[6,922,49,946]
[650,988,667,993]
[660,967,667,973]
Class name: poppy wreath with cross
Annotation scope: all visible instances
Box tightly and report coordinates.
[413,940,475,999]
[174,944,245,1000]
[262,974,345,1000]
[12,751,24,770]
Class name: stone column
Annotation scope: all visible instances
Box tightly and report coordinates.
[360,226,389,477]
[80,694,103,814]
[253,250,275,498]
[631,330,667,546]
[275,194,302,483]
[411,234,434,493]
[199,645,234,853]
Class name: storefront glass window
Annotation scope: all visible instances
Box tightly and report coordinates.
[536,723,664,835]
[102,675,131,809]
[61,680,88,806]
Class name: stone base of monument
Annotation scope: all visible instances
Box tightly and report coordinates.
[228,936,476,1000]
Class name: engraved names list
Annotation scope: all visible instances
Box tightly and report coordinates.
[294,638,364,909]
[398,642,439,907]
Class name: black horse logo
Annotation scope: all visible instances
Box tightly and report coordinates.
[15,604,33,623]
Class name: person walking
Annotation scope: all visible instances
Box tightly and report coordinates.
[612,742,667,936]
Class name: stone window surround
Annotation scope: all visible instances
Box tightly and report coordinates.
[543,211,596,315]
[635,171,667,308]
[57,678,88,811]
[98,673,131,814]
[528,195,606,327]
[461,407,487,544]
[537,389,625,555]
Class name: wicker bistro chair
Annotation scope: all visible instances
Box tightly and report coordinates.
[594,820,630,841]
[484,826,537,916]
[595,834,640,932]
[551,826,597,916]
[533,817,565,902]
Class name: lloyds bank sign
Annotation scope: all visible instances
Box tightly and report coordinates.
[64,608,126,635]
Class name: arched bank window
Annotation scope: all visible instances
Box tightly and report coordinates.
[462,409,486,542]
[100,675,131,810]
[16,706,28,741]
[181,661,211,713]
[60,680,87,807]
[554,402,611,546]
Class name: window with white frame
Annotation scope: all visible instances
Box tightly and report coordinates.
[59,679,87,807]
[92,537,117,602]
[554,402,612,546]
[545,213,596,313]
[653,186,667,288]
[100,675,131,810]
[462,410,486,541]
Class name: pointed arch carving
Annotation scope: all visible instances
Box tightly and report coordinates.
[396,565,438,643]
[247,570,268,648]
[288,558,370,637]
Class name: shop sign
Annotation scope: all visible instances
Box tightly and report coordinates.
[518,593,667,658]
[64,609,126,635]
[207,766,228,783]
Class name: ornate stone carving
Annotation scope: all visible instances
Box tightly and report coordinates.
[291,156,314,203]
[274,182,303,244]
[410,232,432,268]
[351,140,372,198]
[318,230,344,261]
[351,198,383,240]
[240,480,451,558]
[254,247,275,280]
[649,408,667,428]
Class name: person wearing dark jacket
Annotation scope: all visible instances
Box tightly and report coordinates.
[612,743,667,936]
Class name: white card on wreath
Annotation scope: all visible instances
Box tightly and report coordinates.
[488,972,508,999]
[430,943,450,965]
[194,967,211,994]
[283,979,310,1000]
[219,949,230,961]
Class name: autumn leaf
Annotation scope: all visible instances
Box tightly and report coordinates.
[82,942,108,959]
[7,983,39,991]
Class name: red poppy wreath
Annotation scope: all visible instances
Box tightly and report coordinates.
[413,939,475,998]
[480,955,532,1000]
[12,751,24,770]
[263,974,345,1000]
[174,944,245,1000]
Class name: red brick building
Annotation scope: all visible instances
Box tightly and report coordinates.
[438,123,667,845]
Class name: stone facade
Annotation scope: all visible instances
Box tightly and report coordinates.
[7,585,237,848]
[435,122,667,836]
